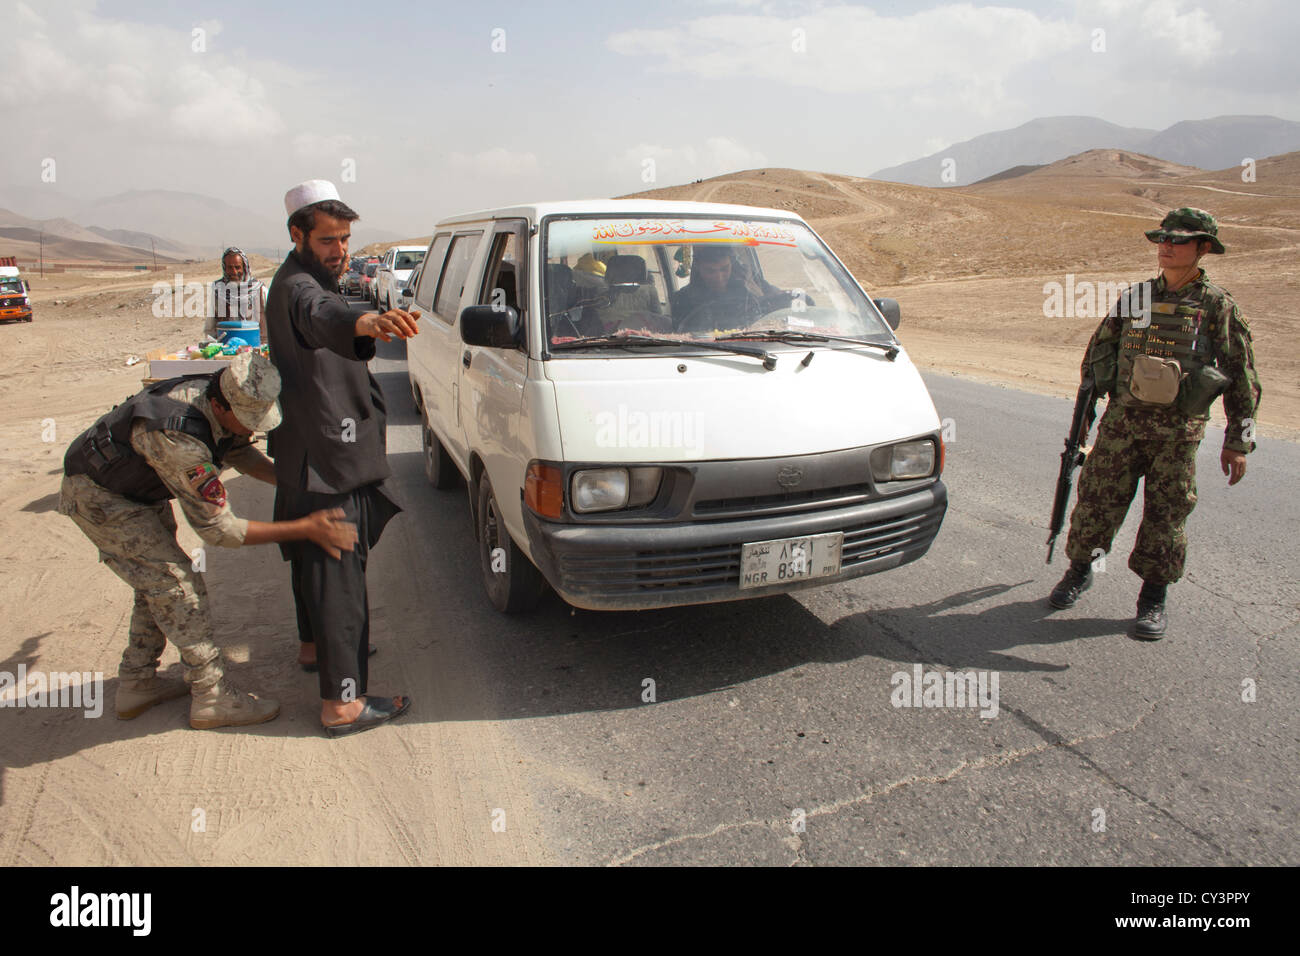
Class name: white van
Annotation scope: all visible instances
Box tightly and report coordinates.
[406,200,947,613]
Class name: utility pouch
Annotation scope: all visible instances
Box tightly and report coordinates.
[1177,364,1231,417]
[1089,349,1118,397]
[1129,354,1182,405]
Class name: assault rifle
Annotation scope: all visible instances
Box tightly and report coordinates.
[1046,375,1100,564]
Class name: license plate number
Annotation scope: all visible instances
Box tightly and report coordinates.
[739,532,844,589]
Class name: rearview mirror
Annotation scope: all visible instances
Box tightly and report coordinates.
[873,298,901,330]
[461,304,521,348]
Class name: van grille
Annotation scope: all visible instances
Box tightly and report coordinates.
[555,499,945,596]
[692,482,874,520]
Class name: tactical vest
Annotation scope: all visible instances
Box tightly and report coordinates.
[63,374,235,504]
[1116,296,1217,408]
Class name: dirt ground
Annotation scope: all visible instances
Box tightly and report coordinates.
[1,159,1295,864]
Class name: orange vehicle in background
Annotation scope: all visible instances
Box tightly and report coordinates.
[0,257,32,323]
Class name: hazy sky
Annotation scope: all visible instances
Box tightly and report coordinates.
[2,0,1296,238]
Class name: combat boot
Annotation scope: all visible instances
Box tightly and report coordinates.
[1133,598,1168,640]
[116,674,189,719]
[1049,559,1094,609]
[189,681,280,730]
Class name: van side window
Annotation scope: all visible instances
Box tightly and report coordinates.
[415,235,450,311]
[477,227,527,348]
[433,232,482,324]
[481,232,525,310]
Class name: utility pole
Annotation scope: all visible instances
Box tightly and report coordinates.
[151,238,157,272]
[39,228,44,278]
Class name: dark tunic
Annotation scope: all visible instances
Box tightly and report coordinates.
[265,248,400,699]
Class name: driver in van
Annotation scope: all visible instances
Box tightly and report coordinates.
[671,244,788,334]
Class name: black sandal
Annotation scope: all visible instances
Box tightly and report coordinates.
[323,695,411,738]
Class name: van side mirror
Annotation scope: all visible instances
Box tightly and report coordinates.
[874,298,901,330]
[461,304,521,348]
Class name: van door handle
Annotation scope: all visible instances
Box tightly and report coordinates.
[462,350,472,369]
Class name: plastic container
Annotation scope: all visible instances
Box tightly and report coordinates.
[217,321,260,347]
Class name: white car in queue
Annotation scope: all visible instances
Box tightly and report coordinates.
[375,245,426,312]
[406,199,948,613]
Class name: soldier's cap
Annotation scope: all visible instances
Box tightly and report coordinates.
[219,352,282,433]
[284,179,341,217]
[1145,207,1225,254]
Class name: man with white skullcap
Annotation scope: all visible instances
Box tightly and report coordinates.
[265,179,420,737]
[58,352,360,728]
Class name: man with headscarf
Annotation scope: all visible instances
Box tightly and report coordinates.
[204,247,267,343]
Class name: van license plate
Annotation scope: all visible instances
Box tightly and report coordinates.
[739,532,844,589]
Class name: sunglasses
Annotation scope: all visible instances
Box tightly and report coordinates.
[1153,233,1197,245]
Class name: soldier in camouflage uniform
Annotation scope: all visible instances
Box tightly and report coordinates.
[58,352,359,727]
[1048,208,1261,638]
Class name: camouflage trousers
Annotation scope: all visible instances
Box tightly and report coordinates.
[1064,424,1199,585]
[58,474,223,689]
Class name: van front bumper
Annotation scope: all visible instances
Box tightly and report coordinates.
[522,481,946,611]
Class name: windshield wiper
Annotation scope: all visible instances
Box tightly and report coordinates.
[716,329,899,360]
[550,333,777,369]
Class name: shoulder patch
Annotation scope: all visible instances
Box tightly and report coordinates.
[186,462,227,507]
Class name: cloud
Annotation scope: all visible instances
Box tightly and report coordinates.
[613,137,769,187]
[0,0,288,145]
[447,147,540,177]
[607,4,1079,98]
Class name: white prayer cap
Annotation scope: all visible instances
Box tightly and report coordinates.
[284,179,341,217]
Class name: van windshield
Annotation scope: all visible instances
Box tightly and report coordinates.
[395,251,424,270]
[542,216,892,348]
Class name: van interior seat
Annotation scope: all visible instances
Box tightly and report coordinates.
[599,253,661,331]
[493,261,519,312]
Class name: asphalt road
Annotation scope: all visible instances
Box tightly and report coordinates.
[367,319,1298,866]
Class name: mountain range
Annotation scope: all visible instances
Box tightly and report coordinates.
[870,114,1300,187]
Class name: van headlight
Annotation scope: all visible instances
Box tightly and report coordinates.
[870,439,936,481]
[571,467,662,513]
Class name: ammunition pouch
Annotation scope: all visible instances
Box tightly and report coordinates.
[1176,364,1231,417]
[1089,348,1119,397]
[1128,354,1182,405]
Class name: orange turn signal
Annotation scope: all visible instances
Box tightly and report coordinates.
[525,463,564,518]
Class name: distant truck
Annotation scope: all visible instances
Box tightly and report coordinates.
[0,257,33,323]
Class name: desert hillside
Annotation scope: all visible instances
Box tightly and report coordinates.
[625,153,1299,434]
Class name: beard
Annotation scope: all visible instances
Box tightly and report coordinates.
[296,242,344,287]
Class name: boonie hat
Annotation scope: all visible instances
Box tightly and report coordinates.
[284,179,341,217]
[219,352,282,433]
[1145,207,1225,254]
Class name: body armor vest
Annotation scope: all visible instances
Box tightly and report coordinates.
[1116,297,1217,408]
[63,374,234,504]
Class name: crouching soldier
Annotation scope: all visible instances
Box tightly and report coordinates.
[58,352,358,727]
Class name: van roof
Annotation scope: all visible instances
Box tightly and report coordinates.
[434,199,804,228]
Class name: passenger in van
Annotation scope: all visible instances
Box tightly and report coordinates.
[572,253,607,304]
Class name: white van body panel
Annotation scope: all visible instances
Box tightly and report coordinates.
[543,347,940,463]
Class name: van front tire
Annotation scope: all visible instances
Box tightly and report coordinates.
[477,475,545,614]
[422,423,459,489]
